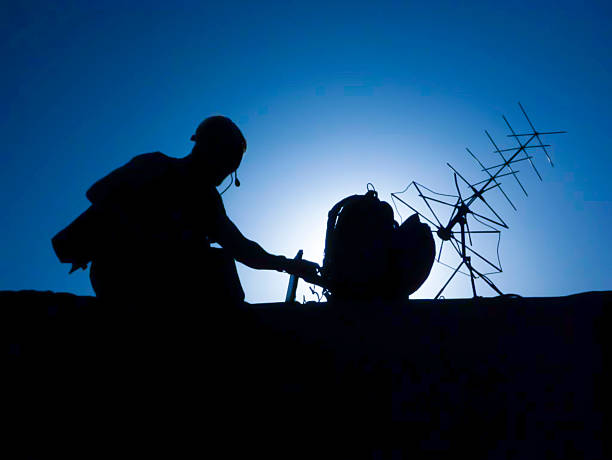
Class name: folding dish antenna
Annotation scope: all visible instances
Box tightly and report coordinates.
[391,103,566,299]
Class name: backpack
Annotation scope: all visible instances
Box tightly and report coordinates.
[322,188,435,301]
[322,189,396,300]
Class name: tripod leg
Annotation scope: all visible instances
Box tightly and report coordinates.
[465,257,478,297]
[471,266,503,296]
[435,260,464,299]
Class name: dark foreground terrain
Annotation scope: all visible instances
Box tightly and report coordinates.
[3,290,608,458]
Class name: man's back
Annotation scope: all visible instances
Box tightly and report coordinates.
[88,152,225,251]
[83,152,237,304]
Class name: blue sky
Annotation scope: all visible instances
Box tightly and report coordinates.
[1,0,610,302]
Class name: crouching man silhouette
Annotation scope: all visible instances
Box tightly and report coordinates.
[52,116,319,308]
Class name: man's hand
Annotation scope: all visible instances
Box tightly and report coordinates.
[283,258,321,285]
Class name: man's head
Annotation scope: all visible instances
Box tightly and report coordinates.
[190,116,246,186]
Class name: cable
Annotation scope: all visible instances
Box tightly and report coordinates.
[219,174,234,195]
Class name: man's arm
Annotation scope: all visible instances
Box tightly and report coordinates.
[214,214,320,281]
[214,214,286,270]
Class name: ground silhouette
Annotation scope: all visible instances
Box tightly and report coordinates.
[4,289,607,458]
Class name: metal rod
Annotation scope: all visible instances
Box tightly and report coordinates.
[503,115,542,181]
[467,147,516,210]
[390,194,439,228]
[460,218,478,297]
[482,156,533,172]
[518,102,556,167]
[507,131,566,137]
[472,187,508,228]
[435,260,464,299]
[437,259,471,276]
[447,163,509,228]
[471,170,521,187]
[470,265,504,296]
[486,129,529,196]
[451,234,502,272]
[452,230,500,234]
[465,212,473,246]
[414,183,443,227]
[437,239,444,262]
[467,209,506,228]
[419,195,458,208]
[495,145,550,153]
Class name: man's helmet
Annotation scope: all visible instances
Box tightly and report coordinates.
[191,116,246,186]
[192,116,246,159]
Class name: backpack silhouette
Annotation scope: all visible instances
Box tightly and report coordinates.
[322,189,435,300]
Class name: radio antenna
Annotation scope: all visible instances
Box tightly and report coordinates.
[392,103,566,298]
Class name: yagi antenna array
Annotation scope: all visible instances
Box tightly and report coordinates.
[391,103,566,299]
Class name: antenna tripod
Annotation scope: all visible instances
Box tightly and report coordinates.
[434,193,504,299]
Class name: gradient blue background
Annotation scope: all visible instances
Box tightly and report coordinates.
[1,0,610,303]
